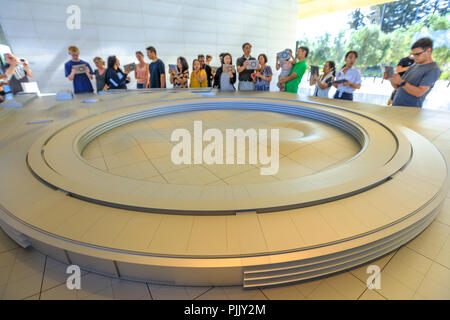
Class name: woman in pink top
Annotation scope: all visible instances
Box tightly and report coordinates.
[135,51,149,89]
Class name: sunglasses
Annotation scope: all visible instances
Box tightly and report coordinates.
[411,49,428,57]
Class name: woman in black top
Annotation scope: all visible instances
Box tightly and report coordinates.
[213,53,236,90]
[105,56,129,90]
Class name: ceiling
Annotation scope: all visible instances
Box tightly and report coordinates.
[298,0,395,19]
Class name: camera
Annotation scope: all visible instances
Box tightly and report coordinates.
[223,64,235,73]
[277,50,290,61]
[72,64,87,74]
[168,64,178,73]
[246,60,258,70]
[124,63,136,72]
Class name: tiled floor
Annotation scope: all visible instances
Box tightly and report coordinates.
[82,110,360,186]
[1,211,449,300]
[1,99,450,300]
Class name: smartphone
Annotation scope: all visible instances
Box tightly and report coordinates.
[384,66,394,79]
[332,79,348,84]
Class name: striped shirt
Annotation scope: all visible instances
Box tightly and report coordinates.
[172,69,189,88]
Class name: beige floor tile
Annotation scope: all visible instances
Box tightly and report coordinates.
[151,155,193,174]
[359,289,386,300]
[349,250,397,283]
[415,262,450,299]
[0,229,19,253]
[148,283,210,300]
[381,247,432,292]
[110,279,151,300]
[223,167,278,185]
[262,285,305,300]
[6,249,45,284]
[436,198,450,226]
[79,286,115,300]
[0,252,17,286]
[103,146,147,170]
[163,165,219,185]
[287,144,339,171]
[40,283,79,300]
[222,286,267,300]
[374,271,416,300]
[406,221,450,260]
[81,144,103,160]
[143,174,167,183]
[271,157,315,180]
[41,257,88,292]
[435,235,450,269]
[202,163,255,180]
[194,287,228,300]
[324,272,367,299]
[140,141,174,160]
[98,136,137,157]
[85,156,107,171]
[2,274,44,300]
[294,278,323,297]
[109,160,159,180]
[307,281,347,300]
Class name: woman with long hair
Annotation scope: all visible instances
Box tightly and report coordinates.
[190,59,207,88]
[310,61,335,98]
[212,53,236,91]
[93,57,108,92]
[169,56,189,88]
[135,51,149,89]
[333,51,361,101]
[105,55,130,90]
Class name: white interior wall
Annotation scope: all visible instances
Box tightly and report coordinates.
[0,0,298,93]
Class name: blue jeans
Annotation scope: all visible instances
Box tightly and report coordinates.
[333,91,353,101]
[137,83,146,89]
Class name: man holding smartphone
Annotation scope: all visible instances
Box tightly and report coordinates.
[2,53,34,95]
[390,38,441,108]
[384,55,415,105]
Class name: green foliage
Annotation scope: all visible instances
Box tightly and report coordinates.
[348,25,391,71]
[348,0,449,33]
[300,9,449,77]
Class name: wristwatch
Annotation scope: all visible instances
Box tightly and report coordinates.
[398,80,406,88]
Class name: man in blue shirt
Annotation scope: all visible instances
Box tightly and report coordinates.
[146,46,166,88]
[65,46,94,94]
[391,38,441,108]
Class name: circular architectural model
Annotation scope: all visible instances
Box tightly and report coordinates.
[0,91,447,288]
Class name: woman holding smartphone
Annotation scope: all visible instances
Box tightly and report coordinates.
[333,51,361,101]
[310,61,335,98]
[105,56,130,90]
[169,57,189,88]
[213,53,236,91]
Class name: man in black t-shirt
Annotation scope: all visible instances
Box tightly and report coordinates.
[236,42,257,91]
[198,54,212,87]
[386,55,415,105]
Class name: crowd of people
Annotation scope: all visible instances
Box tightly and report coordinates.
[0,37,442,109]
